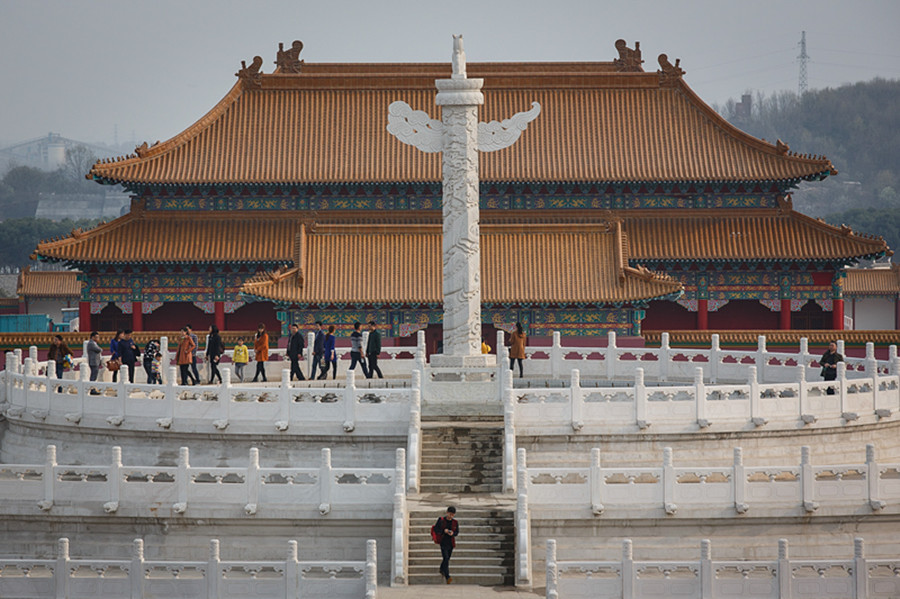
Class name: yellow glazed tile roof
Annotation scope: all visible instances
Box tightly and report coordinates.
[16,268,81,297]
[844,265,900,295]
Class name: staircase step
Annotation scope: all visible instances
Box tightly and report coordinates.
[408,573,511,586]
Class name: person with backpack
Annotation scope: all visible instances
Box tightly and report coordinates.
[431,506,459,584]
[286,323,306,381]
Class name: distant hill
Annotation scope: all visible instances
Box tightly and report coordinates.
[717,78,900,259]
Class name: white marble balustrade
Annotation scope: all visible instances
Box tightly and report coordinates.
[545,537,900,599]
[0,537,376,599]
[521,445,900,519]
[2,360,415,435]
[0,445,404,520]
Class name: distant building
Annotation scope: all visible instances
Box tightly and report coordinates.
[15,267,81,324]
[844,264,900,330]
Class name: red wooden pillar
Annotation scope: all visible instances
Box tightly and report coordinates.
[132,302,143,332]
[895,296,900,329]
[780,299,791,330]
[79,301,92,332]
[697,299,708,330]
[832,299,844,330]
[214,301,225,331]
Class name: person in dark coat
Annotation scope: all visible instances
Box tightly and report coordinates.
[117,330,140,383]
[286,323,306,381]
[109,329,124,382]
[365,321,384,379]
[206,325,225,384]
[319,325,337,380]
[186,324,200,385]
[349,321,369,378]
[143,339,161,384]
[309,322,325,379]
[433,506,459,584]
[47,335,72,380]
[819,341,844,395]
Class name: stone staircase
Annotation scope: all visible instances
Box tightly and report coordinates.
[408,422,514,585]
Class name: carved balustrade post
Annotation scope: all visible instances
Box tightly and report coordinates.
[659,332,670,382]
[695,367,709,428]
[748,366,765,427]
[837,362,854,420]
[245,447,259,516]
[14,348,23,373]
[545,539,558,599]
[45,360,54,402]
[516,491,531,589]
[159,337,169,380]
[801,446,818,513]
[319,448,332,515]
[216,367,231,431]
[55,537,70,599]
[700,539,713,598]
[622,539,635,599]
[890,345,899,376]
[23,357,33,407]
[798,361,815,425]
[415,330,426,369]
[131,538,145,597]
[306,332,315,371]
[366,539,378,599]
[570,368,583,432]
[504,367,516,493]
[407,369,421,493]
[606,331,617,380]
[756,335,767,383]
[777,539,790,599]
[41,444,56,511]
[496,329,507,390]
[733,447,748,514]
[344,370,356,433]
[286,540,300,596]
[551,331,562,379]
[590,447,604,515]
[866,444,885,511]
[799,337,811,380]
[105,446,121,514]
[207,539,220,599]
[854,537,868,599]
[634,368,648,430]
[173,446,189,514]
[709,334,720,383]
[663,447,676,515]
[391,449,407,586]
[837,339,846,358]
[29,345,38,365]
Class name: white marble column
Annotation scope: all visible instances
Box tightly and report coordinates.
[434,61,484,360]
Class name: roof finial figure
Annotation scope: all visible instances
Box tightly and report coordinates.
[451,34,466,79]
[236,56,264,88]
[275,40,304,73]
[657,53,685,86]
[614,39,643,72]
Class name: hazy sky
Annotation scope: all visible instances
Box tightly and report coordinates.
[1,0,899,148]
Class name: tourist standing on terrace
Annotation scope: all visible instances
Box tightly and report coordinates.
[509,322,527,378]
[286,323,306,381]
[86,331,102,382]
[176,328,195,386]
[109,330,124,382]
[432,506,459,584]
[319,325,337,380]
[47,335,71,380]
[206,325,225,384]
[117,330,140,383]
[252,323,269,383]
[819,341,844,395]
[349,321,369,377]
[143,339,161,384]
[365,321,383,379]
[232,337,248,382]
[185,325,201,384]
[309,321,325,379]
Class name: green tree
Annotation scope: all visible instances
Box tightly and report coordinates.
[0,218,100,268]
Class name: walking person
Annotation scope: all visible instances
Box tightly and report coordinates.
[176,328,195,386]
[819,341,844,395]
[251,323,269,383]
[508,322,527,378]
[365,321,383,379]
[319,325,337,380]
[286,323,306,381]
[432,506,459,584]
[109,330,124,382]
[309,322,325,379]
[47,335,72,386]
[232,337,249,382]
[185,324,201,385]
[86,331,102,383]
[206,325,225,384]
[117,330,140,383]
[349,321,369,377]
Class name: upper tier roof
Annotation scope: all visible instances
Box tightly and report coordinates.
[240,222,683,306]
[87,50,835,186]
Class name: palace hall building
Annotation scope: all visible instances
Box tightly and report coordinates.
[32,40,889,344]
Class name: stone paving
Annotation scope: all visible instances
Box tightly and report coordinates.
[379,584,543,598]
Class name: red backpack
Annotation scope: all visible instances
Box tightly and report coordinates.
[430,522,441,544]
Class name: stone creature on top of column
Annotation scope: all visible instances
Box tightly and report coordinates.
[387,35,540,364]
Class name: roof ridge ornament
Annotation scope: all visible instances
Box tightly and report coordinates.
[614,40,643,72]
[236,56,264,88]
[657,53,685,86]
[275,40,304,73]
[776,139,790,155]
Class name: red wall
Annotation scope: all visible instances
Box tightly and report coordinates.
[641,300,694,331]
[708,300,778,330]
[144,302,213,332]
[227,301,279,332]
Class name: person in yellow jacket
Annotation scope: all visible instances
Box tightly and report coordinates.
[481,340,492,354]
[232,337,249,382]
